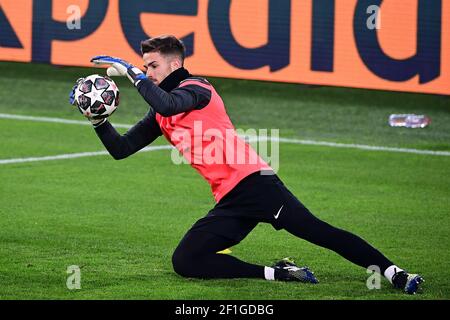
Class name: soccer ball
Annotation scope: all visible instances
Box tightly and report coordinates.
[74,74,120,120]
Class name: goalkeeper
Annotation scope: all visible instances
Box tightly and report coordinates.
[69,35,423,294]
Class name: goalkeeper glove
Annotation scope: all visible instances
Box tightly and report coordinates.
[69,77,84,105]
[69,78,106,127]
[90,55,147,86]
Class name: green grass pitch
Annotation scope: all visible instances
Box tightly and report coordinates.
[0,62,449,300]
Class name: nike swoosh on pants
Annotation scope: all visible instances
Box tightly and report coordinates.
[274,205,284,219]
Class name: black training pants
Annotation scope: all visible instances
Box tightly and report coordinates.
[172,171,394,279]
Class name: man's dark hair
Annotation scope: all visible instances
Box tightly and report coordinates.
[140,35,186,64]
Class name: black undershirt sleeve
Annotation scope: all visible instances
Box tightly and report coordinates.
[94,108,162,160]
[136,79,211,117]
[94,78,211,160]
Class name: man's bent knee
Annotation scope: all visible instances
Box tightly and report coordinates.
[172,248,196,278]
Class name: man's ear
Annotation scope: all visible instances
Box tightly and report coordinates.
[170,58,182,71]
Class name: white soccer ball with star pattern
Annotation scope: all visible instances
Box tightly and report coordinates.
[74,74,120,120]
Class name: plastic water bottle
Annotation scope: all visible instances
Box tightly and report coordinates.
[388,114,431,128]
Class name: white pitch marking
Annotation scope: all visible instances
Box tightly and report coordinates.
[0,113,449,165]
[246,136,450,157]
[0,113,131,128]
[0,146,172,165]
[262,137,450,157]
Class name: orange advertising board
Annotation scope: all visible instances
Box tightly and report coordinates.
[0,0,449,95]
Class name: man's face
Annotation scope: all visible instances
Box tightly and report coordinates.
[142,51,181,86]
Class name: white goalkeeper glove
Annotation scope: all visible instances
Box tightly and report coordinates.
[90,55,147,86]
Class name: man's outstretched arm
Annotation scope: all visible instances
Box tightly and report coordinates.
[94,108,162,160]
[90,56,211,117]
